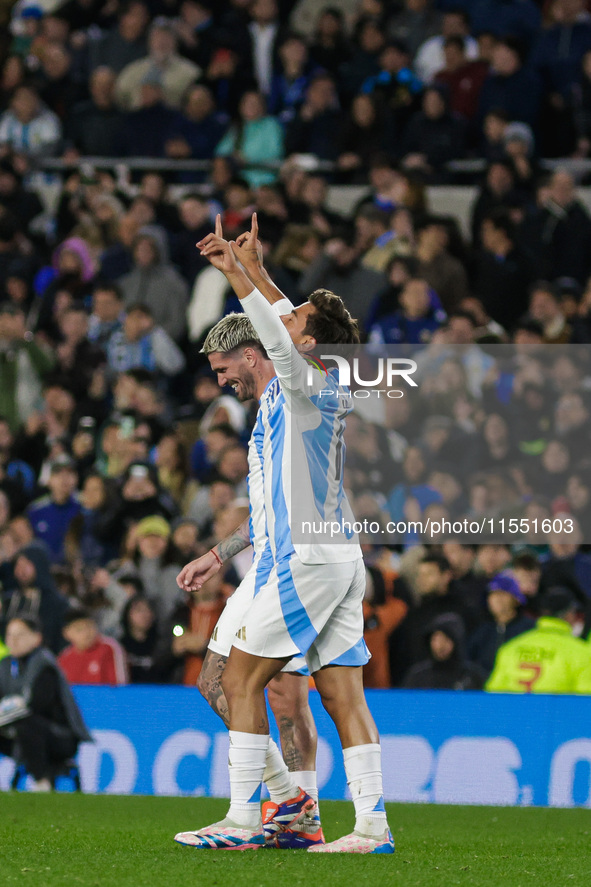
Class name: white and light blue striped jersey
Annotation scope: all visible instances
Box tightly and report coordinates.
[242,289,361,566]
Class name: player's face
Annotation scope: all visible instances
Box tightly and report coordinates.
[208,351,257,402]
[280,303,316,345]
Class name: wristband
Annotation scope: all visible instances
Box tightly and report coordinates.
[211,548,223,566]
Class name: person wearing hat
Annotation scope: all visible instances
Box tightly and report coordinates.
[1,543,68,654]
[133,514,185,625]
[26,455,81,565]
[0,615,91,791]
[486,587,591,694]
[467,571,535,676]
[401,611,486,690]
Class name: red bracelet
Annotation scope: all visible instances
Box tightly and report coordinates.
[211,548,223,566]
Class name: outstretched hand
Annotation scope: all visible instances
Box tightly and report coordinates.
[196,214,239,275]
[232,213,263,271]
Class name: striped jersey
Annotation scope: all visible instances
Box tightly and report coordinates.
[243,289,361,566]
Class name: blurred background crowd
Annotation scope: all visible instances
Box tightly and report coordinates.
[0,0,590,692]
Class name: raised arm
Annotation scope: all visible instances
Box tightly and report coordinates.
[232,213,291,308]
[197,219,311,396]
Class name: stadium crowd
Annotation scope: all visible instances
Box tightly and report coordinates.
[0,0,590,693]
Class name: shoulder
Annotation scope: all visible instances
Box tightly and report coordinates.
[28,495,52,515]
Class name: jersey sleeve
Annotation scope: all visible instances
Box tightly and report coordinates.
[241,288,320,411]
[273,297,295,316]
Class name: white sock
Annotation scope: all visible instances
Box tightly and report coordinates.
[292,770,318,804]
[227,731,269,828]
[343,743,388,838]
[263,738,300,803]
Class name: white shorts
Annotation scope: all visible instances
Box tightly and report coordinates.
[231,556,369,674]
[208,564,308,674]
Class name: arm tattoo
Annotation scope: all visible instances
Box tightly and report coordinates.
[217,518,251,562]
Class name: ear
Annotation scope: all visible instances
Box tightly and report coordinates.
[242,346,258,365]
[298,336,316,353]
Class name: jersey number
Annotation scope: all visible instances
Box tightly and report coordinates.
[517,662,542,693]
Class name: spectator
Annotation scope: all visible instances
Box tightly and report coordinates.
[66,67,123,158]
[106,304,186,377]
[0,304,55,433]
[362,564,410,688]
[155,565,234,684]
[117,72,181,158]
[58,607,128,685]
[88,282,125,348]
[337,94,388,183]
[338,17,385,100]
[486,587,591,693]
[472,208,533,330]
[67,472,119,569]
[0,157,43,233]
[241,0,285,98]
[1,543,69,655]
[299,234,387,329]
[119,228,189,341]
[204,45,255,118]
[54,303,105,398]
[0,417,36,503]
[0,615,91,791]
[172,193,216,285]
[285,73,341,162]
[477,36,542,130]
[0,84,62,158]
[215,90,284,189]
[528,281,572,344]
[130,515,185,624]
[368,276,447,344]
[415,9,479,83]
[414,217,469,312]
[468,571,535,675]
[402,612,486,689]
[164,84,228,169]
[387,0,442,60]
[36,237,97,341]
[27,455,81,565]
[308,7,351,76]
[88,0,149,74]
[173,0,218,71]
[471,161,516,247]
[36,43,84,122]
[115,17,200,111]
[467,0,540,48]
[169,518,201,564]
[400,85,467,179]
[268,33,313,122]
[502,122,538,193]
[523,169,591,286]
[119,594,160,683]
[98,461,178,544]
[533,0,591,154]
[360,40,422,135]
[433,35,489,121]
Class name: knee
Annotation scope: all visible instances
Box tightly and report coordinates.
[268,674,310,719]
[220,663,242,704]
[196,670,208,701]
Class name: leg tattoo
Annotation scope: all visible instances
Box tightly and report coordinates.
[198,652,230,727]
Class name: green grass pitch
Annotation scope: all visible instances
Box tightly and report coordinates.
[3,794,591,887]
